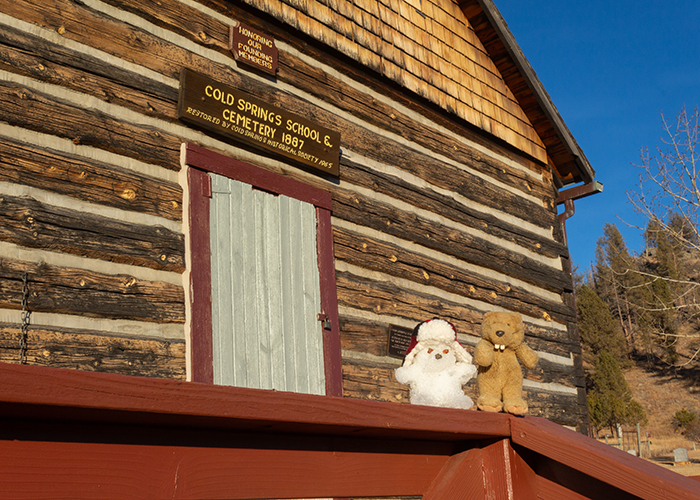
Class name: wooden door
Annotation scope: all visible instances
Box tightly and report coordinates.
[209,173,325,394]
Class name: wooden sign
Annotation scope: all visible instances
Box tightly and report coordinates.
[387,325,416,359]
[178,69,340,176]
[229,23,278,75]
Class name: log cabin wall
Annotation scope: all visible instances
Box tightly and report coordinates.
[0,0,588,431]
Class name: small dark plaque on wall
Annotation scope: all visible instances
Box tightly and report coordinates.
[178,68,340,176]
[229,22,278,75]
[387,325,416,359]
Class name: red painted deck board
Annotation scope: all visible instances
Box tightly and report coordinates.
[0,363,511,440]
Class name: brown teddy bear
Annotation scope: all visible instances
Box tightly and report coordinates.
[474,311,538,415]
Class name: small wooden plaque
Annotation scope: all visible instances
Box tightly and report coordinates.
[387,325,416,359]
[229,23,278,75]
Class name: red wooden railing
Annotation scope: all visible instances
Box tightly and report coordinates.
[0,362,698,499]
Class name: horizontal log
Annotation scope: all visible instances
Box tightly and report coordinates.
[339,316,391,358]
[342,158,566,259]
[340,143,556,232]
[0,136,182,221]
[0,194,184,272]
[342,347,579,391]
[0,323,185,379]
[523,389,589,429]
[0,23,178,121]
[0,258,185,323]
[336,276,575,357]
[0,80,182,171]
[337,269,480,332]
[333,188,572,293]
[342,360,586,427]
[333,226,576,323]
[343,362,411,404]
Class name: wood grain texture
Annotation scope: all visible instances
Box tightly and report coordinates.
[333,190,570,294]
[342,347,579,391]
[0,0,588,429]
[333,227,575,324]
[0,323,185,379]
[0,22,178,121]
[0,258,185,323]
[195,0,549,177]
[0,364,693,499]
[336,273,574,356]
[0,80,182,171]
[461,1,588,184]
[188,167,213,383]
[238,0,547,159]
[0,194,184,272]
[535,475,590,500]
[1,0,559,231]
[0,136,182,221]
[342,157,565,259]
[185,143,333,210]
[317,207,344,397]
[2,0,557,224]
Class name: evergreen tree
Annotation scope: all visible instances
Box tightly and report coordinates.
[587,352,647,435]
[576,285,628,365]
[593,223,641,348]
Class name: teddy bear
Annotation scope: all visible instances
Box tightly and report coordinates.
[395,318,477,409]
[474,311,538,415]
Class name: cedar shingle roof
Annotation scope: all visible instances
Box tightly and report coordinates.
[250,0,595,186]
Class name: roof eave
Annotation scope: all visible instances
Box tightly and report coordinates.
[460,0,596,187]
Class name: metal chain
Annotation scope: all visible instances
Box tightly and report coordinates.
[19,272,30,364]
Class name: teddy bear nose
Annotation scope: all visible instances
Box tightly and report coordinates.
[435,353,443,359]
[496,330,505,337]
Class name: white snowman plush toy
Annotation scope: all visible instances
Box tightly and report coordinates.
[395,318,477,409]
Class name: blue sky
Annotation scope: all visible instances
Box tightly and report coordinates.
[493,0,700,272]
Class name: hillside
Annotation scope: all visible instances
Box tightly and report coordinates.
[626,365,700,437]
[618,364,700,475]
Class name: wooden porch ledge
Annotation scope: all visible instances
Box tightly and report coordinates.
[0,362,509,441]
[0,362,699,499]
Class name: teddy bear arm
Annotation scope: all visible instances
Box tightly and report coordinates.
[474,340,494,367]
[515,344,538,369]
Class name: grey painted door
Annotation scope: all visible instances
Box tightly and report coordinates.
[209,173,325,394]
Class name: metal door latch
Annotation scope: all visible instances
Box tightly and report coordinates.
[317,313,331,330]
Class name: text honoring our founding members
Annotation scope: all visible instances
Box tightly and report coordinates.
[185,84,336,169]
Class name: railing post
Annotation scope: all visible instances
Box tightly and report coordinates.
[422,439,537,500]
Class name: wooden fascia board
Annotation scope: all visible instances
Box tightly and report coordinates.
[460,0,596,187]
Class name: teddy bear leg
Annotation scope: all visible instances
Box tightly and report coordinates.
[476,393,503,412]
[502,383,528,415]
